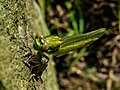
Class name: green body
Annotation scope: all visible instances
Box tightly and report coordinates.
[33,28,106,57]
[43,36,61,51]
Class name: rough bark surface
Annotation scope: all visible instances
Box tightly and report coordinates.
[0,0,59,90]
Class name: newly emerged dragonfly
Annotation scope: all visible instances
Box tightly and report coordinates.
[24,28,106,84]
[33,28,106,56]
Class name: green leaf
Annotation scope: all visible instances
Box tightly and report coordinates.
[65,1,72,9]
[69,11,79,34]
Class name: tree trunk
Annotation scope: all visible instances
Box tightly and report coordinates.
[0,0,59,90]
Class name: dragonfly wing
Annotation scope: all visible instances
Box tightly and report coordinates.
[61,28,106,47]
[55,28,106,57]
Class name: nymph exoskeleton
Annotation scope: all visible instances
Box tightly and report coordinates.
[23,35,62,83]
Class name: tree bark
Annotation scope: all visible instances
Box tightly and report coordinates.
[0,0,59,90]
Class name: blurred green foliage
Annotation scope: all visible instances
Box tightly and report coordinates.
[45,0,119,90]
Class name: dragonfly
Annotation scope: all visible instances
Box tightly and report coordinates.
[24,28,106,83]
[33,28,106,56]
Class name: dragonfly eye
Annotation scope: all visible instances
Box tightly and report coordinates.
[33,38,42,50]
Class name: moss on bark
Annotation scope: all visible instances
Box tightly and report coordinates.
[0,0,59,90]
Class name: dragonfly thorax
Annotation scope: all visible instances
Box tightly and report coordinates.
[33,35,62,53]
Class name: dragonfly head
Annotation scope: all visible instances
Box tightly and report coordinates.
[33,35,62,53]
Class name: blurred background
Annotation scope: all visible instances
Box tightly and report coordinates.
[45,0,119,90]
